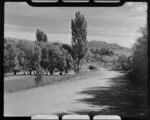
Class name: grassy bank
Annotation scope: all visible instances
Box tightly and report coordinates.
[4,71,88,93]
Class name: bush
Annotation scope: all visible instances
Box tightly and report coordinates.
[34,67,44,86]
[116,55,131,71]
[88,65,98,70]
[131,26,148,90]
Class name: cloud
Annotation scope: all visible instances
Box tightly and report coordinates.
[125,2,147,12]
[5,23,36,33]
[125,2,134,7]
[4,2,147,48]
[5,24,21,30]
[131,4,147,12]
[124,2,147,13]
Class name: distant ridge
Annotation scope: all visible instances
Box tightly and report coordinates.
[88,40,130,50]
[87,41,132,56]
[5,37,131,56]
[5,37,32,42]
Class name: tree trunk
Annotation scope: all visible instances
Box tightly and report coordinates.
[76,66,80,73]
[59,70,62,75]
[76,60,80,73]
[29,70,32,75]
[65,68,68,74]
[24,71,26,75]
[14,70,16,75]
[74,65,79,73]
[73,60,79,73]
[46,68,48,75]
[50,70,53,75]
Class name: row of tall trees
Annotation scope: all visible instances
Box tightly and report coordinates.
[4,11,88,75]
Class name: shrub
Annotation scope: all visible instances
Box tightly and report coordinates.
[131,26,148,90]
[34,67,44,86]
[116,55,131,70]
[88,65,98,70]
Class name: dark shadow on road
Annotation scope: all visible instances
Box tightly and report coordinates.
[74,73,147,117]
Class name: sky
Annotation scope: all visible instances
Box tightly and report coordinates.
[4,2,147,48]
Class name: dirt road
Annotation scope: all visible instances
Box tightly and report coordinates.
[4,69,138,116]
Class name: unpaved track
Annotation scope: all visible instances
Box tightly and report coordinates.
[4,69,123,116]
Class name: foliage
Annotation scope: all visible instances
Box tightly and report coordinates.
[61,44,74,73]
[84,49,93,63]
[4,36,132,75]
[53,44,66,75]
[3,40,42,75]
[42,44,57,75]
[88,64,98,70]
[115,55,131,70]
[131,26,148,89]
[87,48,114,64]
[71,11,88,73]
[88,41,132,57]
[90,48,114,56]
[16,40,42,75]
[34,66,44,86]
[36,29,48,42]
[4,42,19,74]
[84,44,132,70]
[38,43,70,75]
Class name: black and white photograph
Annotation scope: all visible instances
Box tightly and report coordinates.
[4,1,148,117]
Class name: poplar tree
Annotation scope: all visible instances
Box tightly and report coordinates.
[71,11,88,73]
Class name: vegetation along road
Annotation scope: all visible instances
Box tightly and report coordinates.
[4,68,146,116]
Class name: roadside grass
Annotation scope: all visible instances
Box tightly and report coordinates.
[4,70,91,93]
[4,63,100,93]
[4,74,76,93]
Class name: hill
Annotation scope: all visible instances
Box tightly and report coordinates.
[88,40,132,57]
[88,40,126,50]
[5,37,31,42]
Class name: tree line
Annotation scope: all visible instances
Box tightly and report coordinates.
[4,11,87,75]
